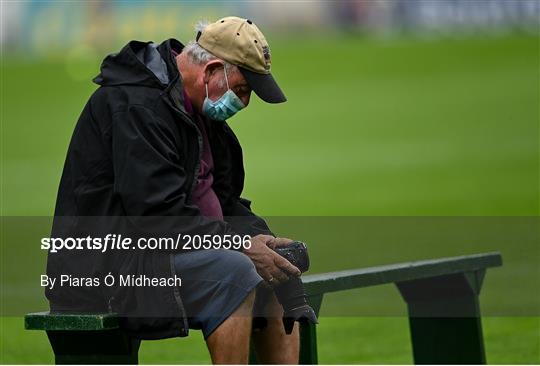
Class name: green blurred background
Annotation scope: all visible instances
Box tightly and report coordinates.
[1,1,539,364]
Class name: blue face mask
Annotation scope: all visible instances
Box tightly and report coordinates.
[202,68,245,121]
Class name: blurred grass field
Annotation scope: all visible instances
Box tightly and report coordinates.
[1,33,539,363]
[2,317,539,364]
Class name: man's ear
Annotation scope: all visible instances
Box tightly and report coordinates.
[203,60,225,84]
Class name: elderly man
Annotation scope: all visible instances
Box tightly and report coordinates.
[46,16,301,364]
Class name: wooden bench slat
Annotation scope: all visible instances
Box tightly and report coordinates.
[25,311,119,331]
[303,252,502,295]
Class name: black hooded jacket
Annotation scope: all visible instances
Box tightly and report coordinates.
[46,39,272,339]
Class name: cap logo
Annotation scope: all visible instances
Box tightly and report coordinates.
[262,45,271,69]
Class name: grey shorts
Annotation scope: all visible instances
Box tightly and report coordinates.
[173,249,267,339]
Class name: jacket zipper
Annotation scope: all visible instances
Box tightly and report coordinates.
[161,91,202,203]
[161,85,203,335]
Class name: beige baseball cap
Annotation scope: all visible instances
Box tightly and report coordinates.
[196,16,287,103]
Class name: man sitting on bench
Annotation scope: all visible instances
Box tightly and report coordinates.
[46,16,302,364]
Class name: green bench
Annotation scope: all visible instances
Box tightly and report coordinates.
[25,251,502,364]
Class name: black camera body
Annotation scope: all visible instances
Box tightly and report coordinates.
[272,241,318,334]
[274,241,310,273]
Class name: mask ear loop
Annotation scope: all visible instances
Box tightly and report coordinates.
[223,65,230,90]
[205,64,229,97]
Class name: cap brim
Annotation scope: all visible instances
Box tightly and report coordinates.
[239,67,287,104]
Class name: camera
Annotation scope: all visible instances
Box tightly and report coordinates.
[273,241,318,334]
[274,241,310,272]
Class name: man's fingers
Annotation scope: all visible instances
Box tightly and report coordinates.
[274,255,301,277]
[253,234,274,244]
[258,268,272,283]
[269,270,289,285]
[258,267,287,286]
[267,237,293,249]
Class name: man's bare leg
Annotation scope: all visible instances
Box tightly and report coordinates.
[252,292,300,364]
[206,289,256,364]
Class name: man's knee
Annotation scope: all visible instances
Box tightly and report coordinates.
[243,287,257,308]
[218,249,258,319]
[233,287,257,318]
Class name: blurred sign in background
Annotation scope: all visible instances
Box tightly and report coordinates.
[2,0,539,55]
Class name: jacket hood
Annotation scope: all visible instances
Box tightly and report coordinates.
[93,39,184,88]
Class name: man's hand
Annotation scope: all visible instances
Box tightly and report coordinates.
[244,235,300,285]
[266,237,293,250]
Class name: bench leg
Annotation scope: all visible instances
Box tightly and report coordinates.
[396,270,487,364]
[299,321,318,365]
[46,329,141,364]
[299,294,323,365]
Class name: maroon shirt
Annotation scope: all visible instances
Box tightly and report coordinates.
[182,88,224,219]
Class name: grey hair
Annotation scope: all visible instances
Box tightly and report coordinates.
[183,19,238,88]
